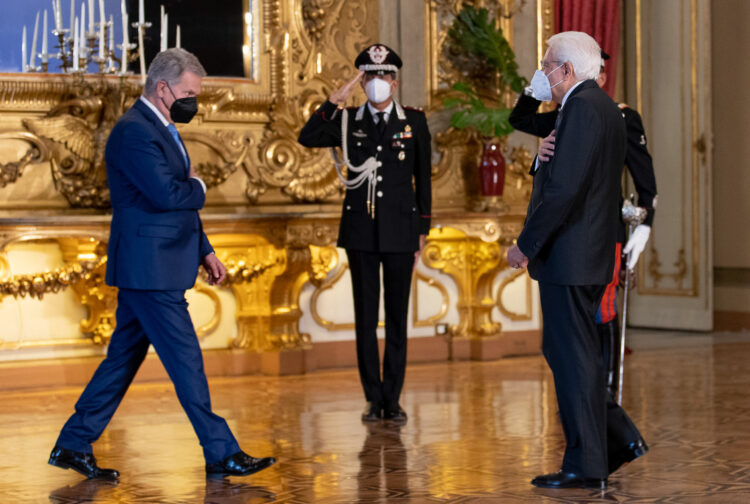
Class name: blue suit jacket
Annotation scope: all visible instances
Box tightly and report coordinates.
[105,99,213,291]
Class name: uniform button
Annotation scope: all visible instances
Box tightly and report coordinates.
[377,191,383,198]
[346,205,351,210]
[377,175,382,182]
[377,145,382,152]
[357,141,361,146]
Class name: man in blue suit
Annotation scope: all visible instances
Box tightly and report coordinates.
[49,49,276,480]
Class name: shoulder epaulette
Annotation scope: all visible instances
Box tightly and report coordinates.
[617,103,629,110]
[403,105,425,112]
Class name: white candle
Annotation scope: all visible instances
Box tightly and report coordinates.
[88,0,94,33]
[80,2,86,43]
[98,10,104,57]
[42,10,49,63]
[139,0,144,25]
[72,17,78,70]
[22,26,27,72]
[122,11,129,46]
[162,13,168,52]
[121,12,129,72]
[98,0,104,26]
[160,5,165,52]
[52,0,59,31]
[176,24,180,49]
[30,11,40,67]
[80,11,85,59]
[108,14,114,67]
[138,25,146,83]
[70,0,74,33]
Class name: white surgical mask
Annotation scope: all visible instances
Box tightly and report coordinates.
[365,78,392,104]
[530,63,564,101]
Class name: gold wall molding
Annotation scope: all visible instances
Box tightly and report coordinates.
[412,269,450,328]
[421,225,510,339]
[496,268,532,321]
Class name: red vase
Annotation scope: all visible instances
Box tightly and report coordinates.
[479,140,506,196]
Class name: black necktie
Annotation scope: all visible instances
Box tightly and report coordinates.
[376,112,387,136]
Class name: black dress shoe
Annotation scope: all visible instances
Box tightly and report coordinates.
[361,401,382,422]
[609,438,649,474]
[205,451,276,477]
[48,446,119,480]
[383,404,407,424]
[531,470,607,490]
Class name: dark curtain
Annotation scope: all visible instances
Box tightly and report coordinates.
[554,0,620,98]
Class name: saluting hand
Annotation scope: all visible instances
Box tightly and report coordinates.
[329,71,364,106]
[538,130,556,162]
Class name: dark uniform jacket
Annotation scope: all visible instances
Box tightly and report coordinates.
[510,93,657,241]
[298,100,431,252]
[516,80,626,286]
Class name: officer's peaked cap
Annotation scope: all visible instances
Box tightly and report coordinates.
[355,44,402,73]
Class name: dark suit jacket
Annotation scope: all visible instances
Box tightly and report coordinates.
[298,100,431,253]
[104,99,213,290]
[510,93,657,235]
[516,80,626,286]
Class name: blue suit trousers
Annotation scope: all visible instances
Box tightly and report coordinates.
[55,288,239,464]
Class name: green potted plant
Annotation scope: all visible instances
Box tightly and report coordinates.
[442,6,527,201]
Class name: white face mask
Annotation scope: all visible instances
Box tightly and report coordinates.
[530,63,565,101]
[365,78,393,104]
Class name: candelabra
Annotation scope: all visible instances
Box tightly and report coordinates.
[32,21,140,76]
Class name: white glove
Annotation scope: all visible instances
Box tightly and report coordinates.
[623,224,651,270]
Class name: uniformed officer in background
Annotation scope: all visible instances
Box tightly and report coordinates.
[298,44,432,424]
[509,51,658,400]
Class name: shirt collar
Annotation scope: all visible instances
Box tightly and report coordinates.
[560,80,585,110]
[140,96,171,127]
[367,100,394,119]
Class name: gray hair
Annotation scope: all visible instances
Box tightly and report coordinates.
[144,48,207,95]
[547,31,602,81]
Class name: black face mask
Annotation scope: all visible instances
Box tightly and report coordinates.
[162,82,198,123]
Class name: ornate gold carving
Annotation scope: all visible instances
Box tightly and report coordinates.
[496,268,532,321]
[412,269,450,328]
[21,77,140,208]
[420,226,502,338]
[0,261,93,300]
[58,237,117,344]
[181,130,253,189]
[212,234,288,351]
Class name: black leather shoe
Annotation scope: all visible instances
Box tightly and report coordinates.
[531,470,607,490]
[361,401,382,422]
[205,451,276,477]
[609,438,649,474]
[48,446,119,480]
[383,404,407,424]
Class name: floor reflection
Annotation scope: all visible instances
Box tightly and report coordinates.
[357,422,408,502]
[1,329,749,502]
[48,479,119,503]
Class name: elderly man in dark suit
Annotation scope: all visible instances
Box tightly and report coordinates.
[507,32,647,490]
[298,44,431,424]
[48,49,275,480]
[509,51,658,400]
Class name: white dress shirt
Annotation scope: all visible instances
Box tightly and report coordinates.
[367,100,394,124]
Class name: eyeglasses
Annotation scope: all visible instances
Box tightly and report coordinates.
[539,60,563,72]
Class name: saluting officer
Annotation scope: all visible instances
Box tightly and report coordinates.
[298,44,431,424]
[509,51,657,399]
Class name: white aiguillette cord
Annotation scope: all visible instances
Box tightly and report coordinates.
[329,108,381,219]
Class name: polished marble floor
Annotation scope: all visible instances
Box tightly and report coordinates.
[2,330,750,503]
